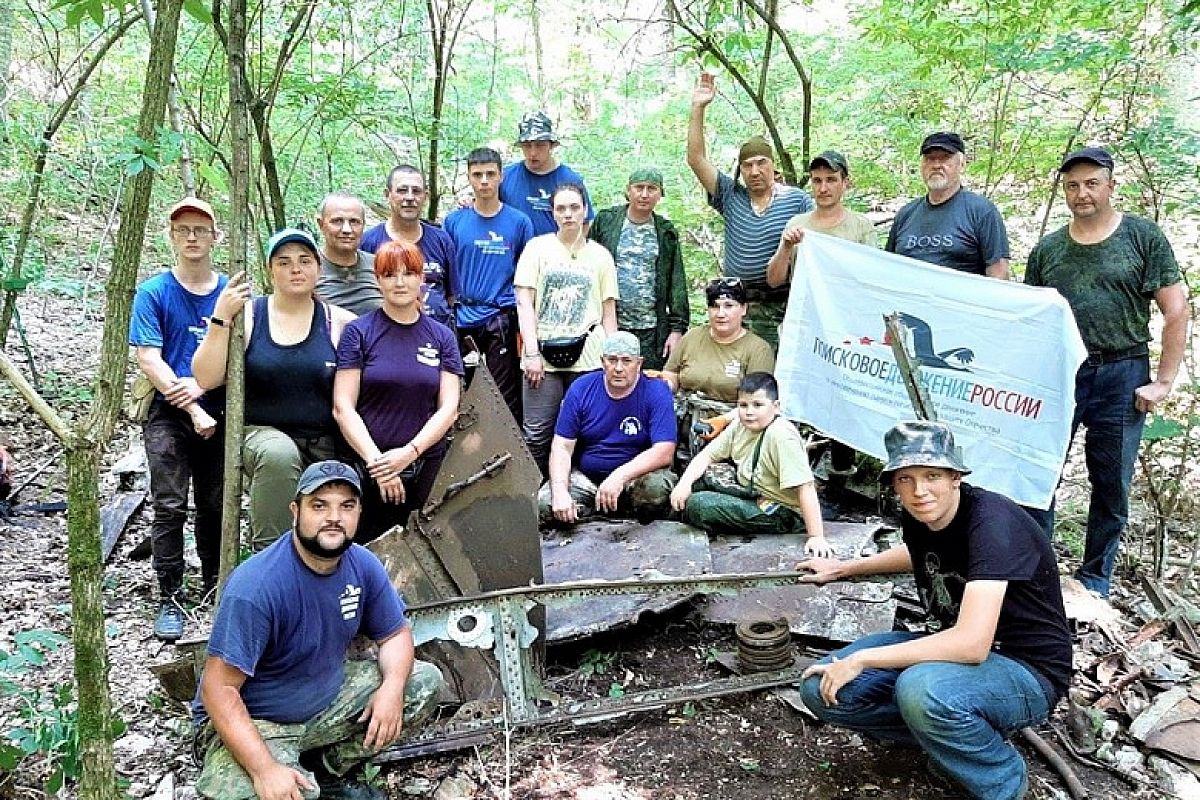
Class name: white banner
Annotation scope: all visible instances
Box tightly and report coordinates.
[777,232,1087,508]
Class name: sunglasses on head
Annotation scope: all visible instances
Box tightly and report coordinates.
[706,277,742,290]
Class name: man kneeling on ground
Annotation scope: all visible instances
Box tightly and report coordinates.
[538,332,677,525]
[670,372,831,556]
[193,460,444,800]
[796,421,1072,800]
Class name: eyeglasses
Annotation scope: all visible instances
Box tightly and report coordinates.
[171,225,214,239]
[706,277,742,290]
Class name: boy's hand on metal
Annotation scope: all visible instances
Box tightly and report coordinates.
[697,415,729,442]
[795,557,843,585]
[804,535,835,559]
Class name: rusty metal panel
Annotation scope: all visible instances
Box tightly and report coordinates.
[369,363,543,701]
[541,519,711,642]
[699,521,897,644]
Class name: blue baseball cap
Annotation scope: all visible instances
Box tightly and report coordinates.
[267,227,319,261]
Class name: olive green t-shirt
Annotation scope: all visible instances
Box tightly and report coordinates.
[708,417,814,511]
[663,327,776,402]
[1025,215,1180,352]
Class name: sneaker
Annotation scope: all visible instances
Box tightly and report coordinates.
[128,536,153,561]
[153,593,186,642]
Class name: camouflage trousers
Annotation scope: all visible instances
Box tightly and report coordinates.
[744,301,786,353]
[537,468,677,526]
[195,659,444,799]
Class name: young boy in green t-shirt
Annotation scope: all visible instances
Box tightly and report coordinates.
[670,372,833,555]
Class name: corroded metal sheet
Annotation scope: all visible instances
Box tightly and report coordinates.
[699,521,896,643]
[370,363,543,701]
[541,519,711,642]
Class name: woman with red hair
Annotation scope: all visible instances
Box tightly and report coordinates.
[334,239,463,542]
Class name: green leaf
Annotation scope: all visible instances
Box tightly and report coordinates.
[46,765,64,795]
[607,682,625,698]
[183,0,213,23]
[197,163,228,193]
[0,741,22,770]
[87,0,104,25]
[1142,416,1185,442]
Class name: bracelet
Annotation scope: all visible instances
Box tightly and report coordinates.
[408,442,421,457]
[524,351,541,358]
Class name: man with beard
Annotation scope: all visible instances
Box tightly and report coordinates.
[194,461,443,800]
[885,132,1011,279]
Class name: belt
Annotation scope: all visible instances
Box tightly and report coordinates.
[742,286,790,303]
[1084,343,1149,367]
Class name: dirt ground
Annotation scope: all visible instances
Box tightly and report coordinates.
[0,294,1181,800]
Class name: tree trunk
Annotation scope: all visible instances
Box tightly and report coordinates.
[219,0,251,593]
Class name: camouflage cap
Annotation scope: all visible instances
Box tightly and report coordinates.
[516,111,558,143]
[627,168,665,195]
[602,331,641,358]
[880,421,971,477]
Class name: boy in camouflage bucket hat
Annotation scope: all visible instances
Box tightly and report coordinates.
[795,421,1073,800]
[193,461,444,800]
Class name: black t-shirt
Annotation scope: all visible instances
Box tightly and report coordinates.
[901,483,1073,704]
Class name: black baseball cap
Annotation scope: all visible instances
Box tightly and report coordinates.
[808,150,849,176]
[1059,147,1114,173]
[920,132,965,155]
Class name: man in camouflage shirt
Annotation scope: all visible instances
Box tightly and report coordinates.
[1025,147,1187,597]
[590,168,689,371]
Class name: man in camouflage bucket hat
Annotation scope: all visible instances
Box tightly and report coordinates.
[499,110,595,236]
[795,421,1072,800]
[589,168,689,370]
[538,332,678,525]
[193,461,444,800]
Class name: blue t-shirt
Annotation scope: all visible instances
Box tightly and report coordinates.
[499,162,594,236]
[336,310,464,451]
[708,172,813,288]
[129,270,229,413]
[194,536,407,724]
[444,205,534,327]
[359,222,457,327]
[885,188,1010,275]
[555,371,676,482]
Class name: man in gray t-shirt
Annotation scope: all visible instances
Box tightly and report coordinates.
[686,71,813,351]
[313,192,379,316]
[885,132,1010,279]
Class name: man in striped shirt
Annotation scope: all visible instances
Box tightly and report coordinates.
[687,71,813,352]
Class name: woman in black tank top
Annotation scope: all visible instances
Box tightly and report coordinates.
[193,227,357,550]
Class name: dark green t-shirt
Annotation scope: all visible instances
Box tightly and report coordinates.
[1025,215,1180,352]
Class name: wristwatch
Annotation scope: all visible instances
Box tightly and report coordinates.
[209,316,228,328]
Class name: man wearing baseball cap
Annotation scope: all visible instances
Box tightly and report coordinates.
[1025,147,1187,596]
[798,421,1072,800]
[885,131,1011,279]
[589,168,689,370]
[314,192,381,316]
[539,332,677,525]
[499,110,594,236]
[129,196,228,640]
[687,71,814,351]
[194,460,444,800]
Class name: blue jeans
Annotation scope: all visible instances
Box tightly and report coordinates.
[799,632,1049,800]
[1024,356,1148,596]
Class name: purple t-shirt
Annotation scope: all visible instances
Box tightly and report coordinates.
[336,310,464,450]
[555,371,676,482]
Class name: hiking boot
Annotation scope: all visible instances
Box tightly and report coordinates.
[153,592,186,642]
[315,775,385,800]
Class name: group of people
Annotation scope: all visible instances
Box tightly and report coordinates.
[127,69,1186,800]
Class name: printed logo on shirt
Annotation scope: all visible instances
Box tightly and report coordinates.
[723,359,743,378]
[619,416,642,437]
[903,234,956,249]
[339,583,362,621]
[416,342,441,367]
[189,324,208,344]
[425,260,445,278]
[472,231,511,256]
[528,189,552,213]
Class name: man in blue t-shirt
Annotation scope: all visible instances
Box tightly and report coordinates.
[193,461,444,800]
[539,332,677,525]
[359,165,457,328]
[129,196,228,642]
[445,147,534,422]
[499,111,593,237]
[885,132,1011,279]
[687,72,814,352]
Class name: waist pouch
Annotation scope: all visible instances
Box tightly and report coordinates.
[541,324,596,369]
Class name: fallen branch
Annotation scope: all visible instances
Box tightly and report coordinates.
[1020,727,1088,799]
